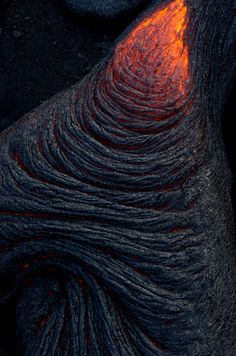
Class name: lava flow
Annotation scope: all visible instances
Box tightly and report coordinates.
[112,0,190,103]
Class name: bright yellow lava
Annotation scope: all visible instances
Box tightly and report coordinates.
[113,0,189,96]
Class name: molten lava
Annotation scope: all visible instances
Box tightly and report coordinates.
[113,0,189,98]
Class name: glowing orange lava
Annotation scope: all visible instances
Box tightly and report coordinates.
[113,0,189,98]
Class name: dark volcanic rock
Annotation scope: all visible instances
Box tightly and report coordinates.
[0,0,236,355]
[63,0,150,20]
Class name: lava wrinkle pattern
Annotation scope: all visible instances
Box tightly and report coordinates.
[0,0,236,355]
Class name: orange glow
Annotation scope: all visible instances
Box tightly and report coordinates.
[112,0,190,99]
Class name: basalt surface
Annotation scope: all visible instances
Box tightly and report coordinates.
[63,0,150,20]
[0,0,236,355]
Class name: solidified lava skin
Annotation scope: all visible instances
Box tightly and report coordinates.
[0,0,236,355]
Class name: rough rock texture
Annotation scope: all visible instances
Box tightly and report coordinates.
[0,0,236,355]
[63,0,150,20]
